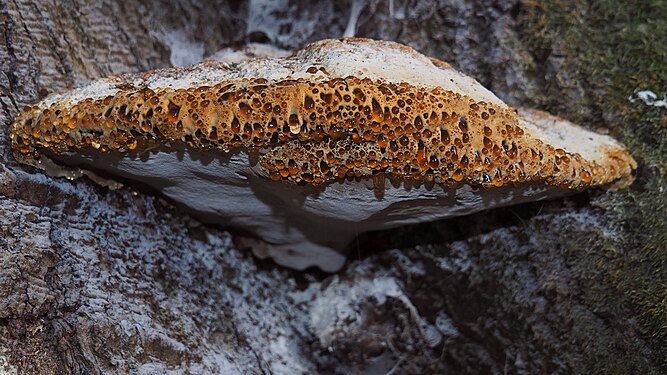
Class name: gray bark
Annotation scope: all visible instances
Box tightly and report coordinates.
[0,1,663,374]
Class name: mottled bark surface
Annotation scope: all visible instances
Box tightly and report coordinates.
[1,1,665,374]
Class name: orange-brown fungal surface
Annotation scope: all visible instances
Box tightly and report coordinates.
[9,38,637,272]
[10,38,635,190]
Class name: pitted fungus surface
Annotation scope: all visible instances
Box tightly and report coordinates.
[10,39,635,191]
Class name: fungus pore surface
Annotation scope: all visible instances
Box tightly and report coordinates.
[10,38,636,272]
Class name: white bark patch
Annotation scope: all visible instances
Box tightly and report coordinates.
[0,354,18,375]
[153,30,205,67]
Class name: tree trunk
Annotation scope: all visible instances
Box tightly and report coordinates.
[1,1,664,374]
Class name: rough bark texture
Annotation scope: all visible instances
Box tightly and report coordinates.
[1,1,665,374]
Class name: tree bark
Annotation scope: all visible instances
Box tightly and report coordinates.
[1,1,663,374]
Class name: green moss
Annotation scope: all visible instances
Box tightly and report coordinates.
[517,0,667,367]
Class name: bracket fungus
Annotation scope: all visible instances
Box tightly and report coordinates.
[10,38,636,272]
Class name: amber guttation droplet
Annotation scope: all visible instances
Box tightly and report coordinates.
[458,117,468,132]
[243,122,252,136]
[319,160,329,173]
[231,117,241,133]
[377,134,388,148]
[429,111,438,124]
[270,171,281,181]
[288,159,299,175]
[371,98,383,121]
[289,114,299,128]
[414,116,423,130]
[307,66,318,74]
[304,95,315,110]
[483,136,492,149]
[441,129,450,144]
[389,140,398,152]
[167,101,180,122]
[493,168,503,187]
[416,140,427,163]
[482,172,492,183]
[353,88,366,102]
[268,117,278,131]
[239,102,252,117]
[429,155,439,169]
[581,169,592,184]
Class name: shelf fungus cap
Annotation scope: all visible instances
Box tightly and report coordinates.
[10,38,636,272]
